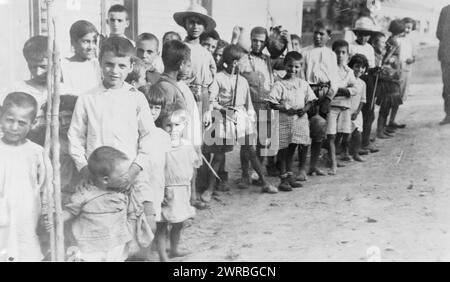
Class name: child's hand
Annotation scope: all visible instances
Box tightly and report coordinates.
[203,110,212,127]
[232,26,242,41]
[351,112,359,121]
[127,163,142,185]
[75,166,92,192]
[296,109,306,117]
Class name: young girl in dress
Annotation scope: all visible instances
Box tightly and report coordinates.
[61,20,102,96]
[0,92,50,261]
[376,20,405,139]
[155,107,201,262]
[268,52,317,191]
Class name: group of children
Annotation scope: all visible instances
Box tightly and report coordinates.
[0,2,416,262]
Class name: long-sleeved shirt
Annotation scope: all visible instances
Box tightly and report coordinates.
[68,82,156,172]
[302,46,339,100]
[331,65,358,109]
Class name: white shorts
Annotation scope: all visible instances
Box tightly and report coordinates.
[326,107,352,135]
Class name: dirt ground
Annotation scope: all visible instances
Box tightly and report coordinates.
[177,46,450,262]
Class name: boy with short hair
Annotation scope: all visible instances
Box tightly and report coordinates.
[136,33,164,85]
[68,37,157,238]
[302,20,339,177]
[328,40,358,175]
[106,4,134,46]
[200,30,220,55]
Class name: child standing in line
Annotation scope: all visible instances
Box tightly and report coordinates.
[269,52,316,191]
[375,20,405,140]
[302,20,339,177]
[106,4,135,46]
[61,20,102,96]
[389,17,416,129]
[327,40,358,175]
[68,37,158,240]
[136,33,164,85]
[348,54,369,162]
[156,108,201,262]
[0,92,50,261]
[203,45,276,199]
[48,146,133,262]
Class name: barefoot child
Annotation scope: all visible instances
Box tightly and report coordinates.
[205,45,277,198]
[156,108,201,262]
[68,37,158,244]
[303,20,339,177]
[327,40,358,175]
[269,51,316,191]
[0,92,50,261]
[61,20,102,96]
[348,54,369,162]
[50,146,133,262]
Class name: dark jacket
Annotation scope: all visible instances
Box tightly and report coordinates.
[437,5,450,62]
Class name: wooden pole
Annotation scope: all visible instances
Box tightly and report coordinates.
[44,0,56,262]
[51,16,64,262]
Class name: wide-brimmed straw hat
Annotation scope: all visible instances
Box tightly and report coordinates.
[173,3,217,32]
[353,16,384,36]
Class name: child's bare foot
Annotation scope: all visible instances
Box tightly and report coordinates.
[337,162,346,168]
[169,250,191,259]
[192,200,209,210]
[200,190,213,203]
[308,168,326,176]
[341,155,352,162]
[296,170,308,181]
[237,175,251,190]
[353,154,364,162]
[328,167,337,176]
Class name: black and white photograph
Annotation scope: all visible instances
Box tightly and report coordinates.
[0,0,449,264]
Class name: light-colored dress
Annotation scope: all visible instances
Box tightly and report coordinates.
[350,78,367,132]
[0,140,49,262]
[61,58,102,96]
[162,139,201,224]
[269,78,317,149]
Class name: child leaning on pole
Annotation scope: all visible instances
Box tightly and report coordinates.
[67,37,158,259]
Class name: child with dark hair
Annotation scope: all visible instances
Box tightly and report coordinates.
[125,57,148,89]
[106,4,134,45]
[327,39,358,175]
[47,146,133,261]
[200,29,221,55]
[214,39,229,66]
[0,92,50,261]
[203,44,276,199]
[303,20,339,176]
[155,107,201,262]
[136,33,164,84]
[68,37,158,248]
[348,54,369,162]
[375,20,405,140]
[269,51,316,190]
[162,31,182,44]
[61,20,102,96]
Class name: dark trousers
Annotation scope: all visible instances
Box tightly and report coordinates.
[361,74,375,148]
[441,61,450,116]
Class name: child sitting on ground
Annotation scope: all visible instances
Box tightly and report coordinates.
[136,33,164,85]
[327,40,357,175]
[155,107,201,262]
[0,92,50,261]
[268,51,317,191]
[348,54,369,162]
[61,20,102,96]
[48,146,133,262]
